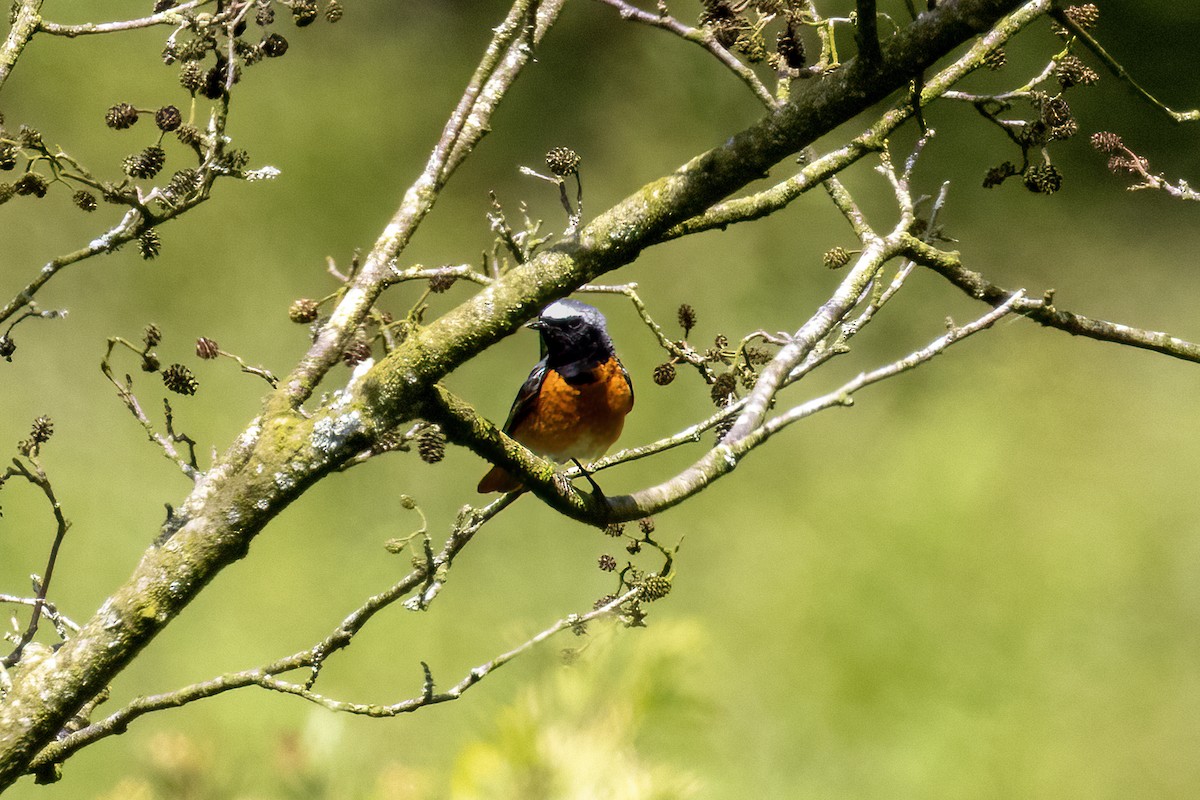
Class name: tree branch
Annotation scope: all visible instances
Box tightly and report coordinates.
[599,292,1026,520]
[35,2,208,37]
[905,237,1200,362]
[856,0,882,65]
[30,584,636,769]
[1,456,71,668]
[0,1,1040,787]
[660,0,1052,241]
[1050,7,1200,124]
[591,0,779,109]
[0,98,238,329]
[0,0,43,89]
[277,0,567,410]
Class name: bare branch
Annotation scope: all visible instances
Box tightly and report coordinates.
[35,2,208,37]
[0,0,43,89]
[579,283,715,381]
[579,293,1027,522]
[0,111,233,328]
[726,144,923,445]
[0,595,80,637]
[0,2,1084,786]
[1050,7,1200,125]
[1094,137,1200,201]
[906,238,1200,363]
[30,580,635,768]
[591,0,779,109]
[1,455,72,667]
[100,338,203,481]
[661,0,1052,241]
[278,0,568,409]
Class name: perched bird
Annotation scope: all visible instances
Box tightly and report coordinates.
[477,299,634,493]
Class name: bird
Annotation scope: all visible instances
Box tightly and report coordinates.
[477,298,634,494]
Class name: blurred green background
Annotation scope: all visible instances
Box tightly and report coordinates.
[3,1,1200,797]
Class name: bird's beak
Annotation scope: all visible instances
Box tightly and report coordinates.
[525,319,546,331]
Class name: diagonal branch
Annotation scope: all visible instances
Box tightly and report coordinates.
[0,94,236,328]
[1050,8,1199,125]
[30,586,636,769]
[277,0,567,410]
[100,339,203,480]
[0,2,1039,787]
[661,0,1052,241]
[591,0,778,109]
[725,146,922,445]
[0,0,44,89]
[594,293,1026,520]
[904,237,1200,362]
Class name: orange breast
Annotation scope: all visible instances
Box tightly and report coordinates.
[477,358,633,493]
[517,358,633,463]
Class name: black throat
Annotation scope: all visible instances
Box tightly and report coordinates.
[544,327,612,386]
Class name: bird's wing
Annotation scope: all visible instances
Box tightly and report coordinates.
[618,358,634,408]
[502,357,549,434]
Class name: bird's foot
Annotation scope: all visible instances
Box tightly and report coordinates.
[570,458,606,502]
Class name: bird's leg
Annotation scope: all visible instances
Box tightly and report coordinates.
[570,458,606,502]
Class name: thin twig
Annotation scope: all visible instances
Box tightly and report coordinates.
[727,146,920,444]
[0,105,235,328]
[163,400,199,472]
[1050,8,1199,125]
[217,350,278,387]
[278,0,568,408]
[592,293,1027,521]
[591,0,779,109]
[660,0,1052,241]
[2,457,72,668]
[1101,140,1200,202]
[578,283,714,381]
[253,589,641,717]
[763,292,1026,433]
[36,1,208,37]
[30,570,632,768]
[100,339,202,480]
[0,594,80,636]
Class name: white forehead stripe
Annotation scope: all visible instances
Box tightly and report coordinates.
[541,300,582,321]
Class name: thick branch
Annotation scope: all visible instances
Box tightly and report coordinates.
[0,0,42,90]
[592,0,778,109]
[0,1,1033,787]
[661,0,1051,240]
[277,0,567,410]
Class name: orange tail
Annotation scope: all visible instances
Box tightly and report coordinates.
[477,465,524,494]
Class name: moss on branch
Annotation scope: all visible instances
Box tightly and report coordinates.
[0,0,1035,786]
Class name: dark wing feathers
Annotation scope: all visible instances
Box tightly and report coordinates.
[501,354,632,434]
[619,359,634,406]
[502,357,549,434]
